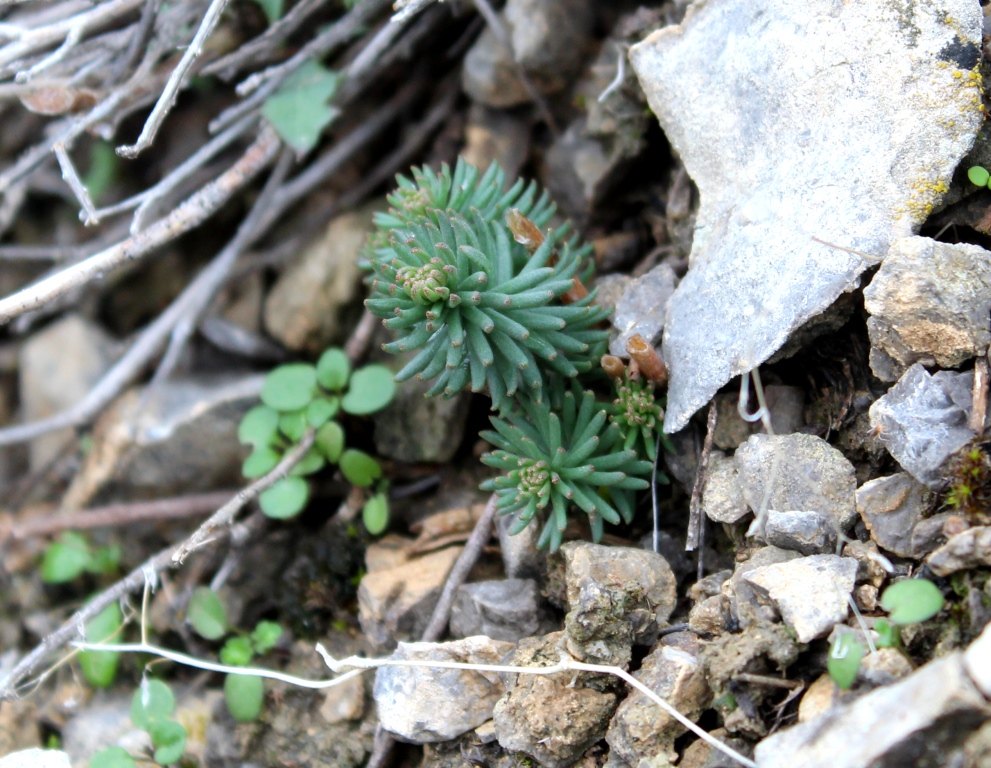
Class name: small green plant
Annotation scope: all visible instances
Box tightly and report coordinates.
[364,160,609,410]
[968,165,991,187]
[90,679,187,768]
[262,61,341,154]
[79,601,124,688]
[186,586,285,723]
[238,346,395,525]
[610,376,665,462]
[480,385,652,551]
[942,441,990,523]
[41,532,120,584]
[827,578,945,689]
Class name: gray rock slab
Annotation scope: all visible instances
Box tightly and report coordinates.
[628,0,983,432]
[856,473,945,558]
[374,636,514,743]
[754,653,991,768]
[743,555,858,643]
[0,752,71,768]
[702,451,750,524]
[496,511,543,580]
[927,525,991,577]
[608,264,677,356]
[372,372,470,464]
[864,237,991,381]
[60,375,263,509]
[19,313,117,470]
[561,541,677,667]
[869,363,976,487]
[605,633,711,768]
[725,546,801,630]
[734,433,858,533]
[494,632,617,768]
[450,579,554,643]
[963,620,991,699]
[763,510,836,556]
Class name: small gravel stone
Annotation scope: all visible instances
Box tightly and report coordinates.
[702,451,750,524]
[868,363,976,487]
[373,636,515,743]
[742,555,858,643]
[734,433,858,533]
[855,473,941,557]
[450,579,555,643]
[927,526,991,577]
[607,263,677,356]
[763,510,837,555]
[561,542,677,667]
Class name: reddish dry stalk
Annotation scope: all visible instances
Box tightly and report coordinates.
[601,354,626,380]
[626,334,668,386]
[970,355,989,437]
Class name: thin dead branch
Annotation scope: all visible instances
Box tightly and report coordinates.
[0,126,280,325]
[53,141,97,225]
[686,400,717,559]
[971,355,988,437]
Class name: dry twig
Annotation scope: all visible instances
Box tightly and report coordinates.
[686,400,717,565]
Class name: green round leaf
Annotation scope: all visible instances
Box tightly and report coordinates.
[261,364,317,412]
[278,410,308,442]
[225,673,265,723]
[290,447,326,477]
[362,492,390,536]
[880,578,945,625]
[874,618,899,648]
[86,544,122,575]
[341,365,396,415]
[238,405,280,447]
[259,476,310,519]
[131,679,175,729]
[316,348,351,391]
[220,636,254,667]
[89,746,136,768]
[968,165,990,187]
[149,720,186,765]
[316,421,345,463]
[827,633,864,690]
[80,602,124,688]
[187,587,227,640]
[306,396,339,428]
[250,621,283,654]
[41,532,92,584]
[242,447,281,479]
[339,449,383,488]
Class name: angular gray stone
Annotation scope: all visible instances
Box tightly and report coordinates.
[628,0,983,432]
[561,541,677,667]
[61,375,263,509]
[493,633,617,768]
[725,546,801,630]
[734,433,858,533]
[0,751,71,768]
[608,263,677,356]
[763,510,836,556]
[702,451,750,524]
[496,512,543,580]
[856,473,947,558]
[869,363,976,487]
[742,555,858,643]
[19,314,117,470]
[264,205,378,354]
[927,525,991,577]
[605,633,711,768]
[864,237,991,381]
[373,636,514,743]
[462,0,594,108]
[963,620,991,699]
[450,579,554,643]
[754,653,991,768]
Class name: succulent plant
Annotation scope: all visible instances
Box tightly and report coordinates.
[610,377,664,462]
[479,386,653,551]
[365,205,609,410]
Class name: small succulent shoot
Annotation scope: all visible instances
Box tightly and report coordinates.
[365,206,608,410]
[968,165,990,187]
[626,333,668,386]
[237,347,395,520]
[611,376,665,462]
[479,385,653,552]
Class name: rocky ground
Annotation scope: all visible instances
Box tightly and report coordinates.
[2,0,991,767]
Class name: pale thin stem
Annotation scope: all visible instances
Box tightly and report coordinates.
[16,22,82,81]
[0,127,280,326]
[686,400,716,555]
[53,141,97,225]
[71,640,757,768]
[970,355,988,437]
[116,0,231,158]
